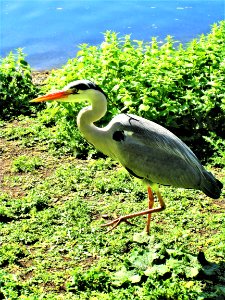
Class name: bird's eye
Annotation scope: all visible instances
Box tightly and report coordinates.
[72,88,78,94]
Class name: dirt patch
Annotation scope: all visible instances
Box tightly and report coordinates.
[0,134,87,200]
[31,70,51,87]
[213,199,225,209]
[0,137,54,198]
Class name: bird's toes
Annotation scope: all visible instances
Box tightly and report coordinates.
[101,217,121,228]
[124,219,136,226]
[101,216,136,232]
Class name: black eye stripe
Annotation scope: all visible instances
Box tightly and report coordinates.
[75,83,90,90]
[67,80,107,98]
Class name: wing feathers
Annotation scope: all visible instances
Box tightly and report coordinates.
[109,114,203,189]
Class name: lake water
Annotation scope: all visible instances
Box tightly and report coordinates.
[1,0,224,70]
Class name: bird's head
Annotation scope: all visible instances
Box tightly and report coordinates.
[30,80,107,104]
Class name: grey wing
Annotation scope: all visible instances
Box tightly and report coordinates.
[107,113,204,189]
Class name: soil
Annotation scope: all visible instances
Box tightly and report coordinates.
[31,70,51,87]
[0,70,57,199]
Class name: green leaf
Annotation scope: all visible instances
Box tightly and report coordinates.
[129,274,141,283]
[186,267,200,278]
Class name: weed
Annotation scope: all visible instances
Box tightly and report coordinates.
[35,21,225,161]
[0,49,41,120]
[11,155,43,173]
[0,21,225,300]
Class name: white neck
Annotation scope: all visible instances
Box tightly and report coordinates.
[76,90,107,148]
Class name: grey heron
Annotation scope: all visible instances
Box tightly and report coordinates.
[30,80,223,233]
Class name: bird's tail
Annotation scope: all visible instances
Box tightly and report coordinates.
[200,170,223,199]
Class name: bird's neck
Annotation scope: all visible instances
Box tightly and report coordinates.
[77,92,107,147]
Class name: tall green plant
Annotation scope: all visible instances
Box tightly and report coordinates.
[0,49,39,120]
[39,21,225,160]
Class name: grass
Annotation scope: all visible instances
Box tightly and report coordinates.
[1,22,225,298]
[0,118,225,299]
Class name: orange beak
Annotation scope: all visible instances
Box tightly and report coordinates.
[30,90,72,103]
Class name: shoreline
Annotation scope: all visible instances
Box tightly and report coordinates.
[31,70,51,86]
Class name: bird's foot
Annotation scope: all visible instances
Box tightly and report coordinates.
[101,216,136,232]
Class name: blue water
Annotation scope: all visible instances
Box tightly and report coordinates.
[1,0,224,70]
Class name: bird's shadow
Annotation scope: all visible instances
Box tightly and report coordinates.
[196,252,225,300]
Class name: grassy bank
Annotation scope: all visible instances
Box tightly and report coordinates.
[0,131,224,299]
[0,21,225,299]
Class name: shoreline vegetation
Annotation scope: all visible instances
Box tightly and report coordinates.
[0,21,225,299]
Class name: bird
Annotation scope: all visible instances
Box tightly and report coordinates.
[30,79,223,233]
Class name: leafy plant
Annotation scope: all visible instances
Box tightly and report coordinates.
[0,270,35,299]
[0,243,28,267]
[68,266,111,293]
[0,49,40,120]
[0,136,224,299]
[35,21,225,161]
[11,155,43,173]
[204,133,225,167]
[1,20,225,300]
